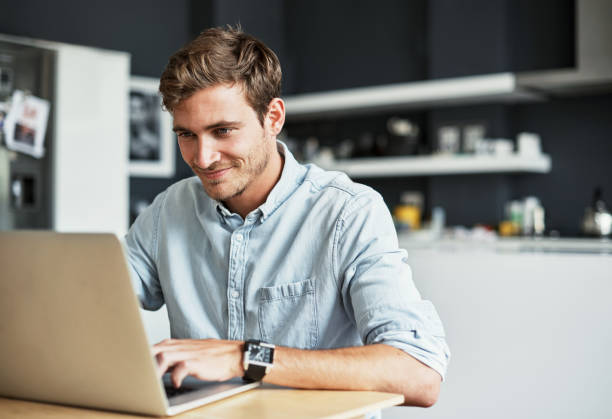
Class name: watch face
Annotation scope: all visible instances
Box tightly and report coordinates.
[250,345,272,363]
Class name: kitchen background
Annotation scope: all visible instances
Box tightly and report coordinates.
[1,0,611,235]
[1,1,611,419]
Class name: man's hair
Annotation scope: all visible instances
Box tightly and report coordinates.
[159,26,282,125]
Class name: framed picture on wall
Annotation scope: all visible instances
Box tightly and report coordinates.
[128,76,175,177]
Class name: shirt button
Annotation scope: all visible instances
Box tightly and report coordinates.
[234,233,243,242]
[231,290,240,298]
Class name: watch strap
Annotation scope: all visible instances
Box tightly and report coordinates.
[244,362,267,382]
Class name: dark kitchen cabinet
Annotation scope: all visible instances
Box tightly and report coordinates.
[283,0,428,94]
[281,0,576,93]
[428,0,576,79]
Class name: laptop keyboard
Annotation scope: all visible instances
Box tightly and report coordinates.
[164,385,198,398]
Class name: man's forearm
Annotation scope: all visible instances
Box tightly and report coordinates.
[264,343,441,407]
[153,339,441,407]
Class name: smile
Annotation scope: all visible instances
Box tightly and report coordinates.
[200,167,232,180]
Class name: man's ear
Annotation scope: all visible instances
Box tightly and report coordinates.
[265,98,285,136]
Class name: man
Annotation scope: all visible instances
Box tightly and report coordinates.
[126,26,450,407]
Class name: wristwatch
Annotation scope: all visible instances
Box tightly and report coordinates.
[242,340,275,382]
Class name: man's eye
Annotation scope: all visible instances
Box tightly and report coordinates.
[215,128,233,137]
[176,132,194,139]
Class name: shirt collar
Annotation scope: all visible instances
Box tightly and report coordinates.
[258,141,307,221]
[214,141,307,223]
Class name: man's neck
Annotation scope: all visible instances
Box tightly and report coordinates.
[224,146,284,219]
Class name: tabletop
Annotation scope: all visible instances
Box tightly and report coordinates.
[0,387,404,419]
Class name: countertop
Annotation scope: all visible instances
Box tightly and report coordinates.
[398,233,612,255]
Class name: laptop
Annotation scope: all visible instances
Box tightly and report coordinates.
[0,231,259,416]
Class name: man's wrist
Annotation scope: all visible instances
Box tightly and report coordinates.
[236,340,246,377]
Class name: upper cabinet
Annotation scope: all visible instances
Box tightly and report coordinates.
[282,0,427,95]
[427,0,575,79]
[281,0,611,119]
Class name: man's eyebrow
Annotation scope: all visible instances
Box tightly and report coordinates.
[172,120,244,132]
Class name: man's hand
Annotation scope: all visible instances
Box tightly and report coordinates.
[152,338,244,388]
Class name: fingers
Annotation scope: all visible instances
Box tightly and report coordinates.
[155,348,197,378]
[152,338,174,356]
[151,338,243,383]
[171,360,191,388]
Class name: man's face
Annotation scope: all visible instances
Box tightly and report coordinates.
[172,84,274,202]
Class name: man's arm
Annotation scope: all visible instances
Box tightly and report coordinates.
[153,339,441,407]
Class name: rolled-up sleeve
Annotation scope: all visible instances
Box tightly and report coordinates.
[334,190,450,380]
[124,190,167,311]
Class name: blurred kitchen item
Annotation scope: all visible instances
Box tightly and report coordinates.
[508,200,523,231]
[0,101,7,135]
[302,136,319,161]
[517,132,542,157]
[353,132,375,158]
[474,138,495,155]
[501,198,545,236]
[394,191,423,231]
[334,138,355,160]
[430,206,446,237]
[462,124,485,154]
[493,139,514,156]
[0,146,13,229]
[384,117,420,155]
[311,147,334,167]
[437,125,460,154]
[522,196,541,236]
[533,204,546,236]
[582,187,612,237]
[498,220,516,236]
[0,66,13,95]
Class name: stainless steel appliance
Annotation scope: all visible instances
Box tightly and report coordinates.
[0,41,55,229]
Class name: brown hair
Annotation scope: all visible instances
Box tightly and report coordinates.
[159,26,282,125]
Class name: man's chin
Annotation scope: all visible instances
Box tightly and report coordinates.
[200,182,231,201]
[202,183,248,203]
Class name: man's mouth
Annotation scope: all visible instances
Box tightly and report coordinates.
[196,167,232,180]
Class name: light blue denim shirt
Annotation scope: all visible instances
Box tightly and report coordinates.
[126,143,450,379]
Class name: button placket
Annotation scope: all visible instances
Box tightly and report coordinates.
[227,229,248,341]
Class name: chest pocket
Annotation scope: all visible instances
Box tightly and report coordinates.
[257,278,318,349]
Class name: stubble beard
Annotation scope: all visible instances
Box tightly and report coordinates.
[200,139,271,202]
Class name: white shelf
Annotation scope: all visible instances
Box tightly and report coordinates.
[316,153,551,178]
[284,72,543,118]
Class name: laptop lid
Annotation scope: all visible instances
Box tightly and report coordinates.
[0,232,170,415]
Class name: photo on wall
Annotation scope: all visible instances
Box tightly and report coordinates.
[129,76,175,177]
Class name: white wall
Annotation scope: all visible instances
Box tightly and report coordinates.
[53,43,130,235]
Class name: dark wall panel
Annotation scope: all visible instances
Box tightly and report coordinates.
[507,0,575,72]
[0,0,194,77]
[428,0,508,78]
[429,175,513,227]
[428,0,575,78]
[211,0,289,93]
[284,0,427,94]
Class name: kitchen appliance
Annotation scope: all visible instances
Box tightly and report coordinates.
[582,187,612,237]
[0,34,130,235]
[0,41,55,229]
[383,116,420,155]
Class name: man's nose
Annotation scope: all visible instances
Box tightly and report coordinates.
[194,137,221,168]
